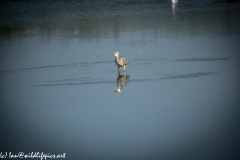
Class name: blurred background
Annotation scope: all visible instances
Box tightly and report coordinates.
[1,0,240,159]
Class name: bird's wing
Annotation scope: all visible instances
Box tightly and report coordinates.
[121,56,129,65]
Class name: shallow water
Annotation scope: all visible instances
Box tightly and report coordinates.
[1,0,240,160]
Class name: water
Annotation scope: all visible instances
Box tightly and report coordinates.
[1,0,240,159]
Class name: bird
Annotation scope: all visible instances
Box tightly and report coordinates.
[112,51,129,72]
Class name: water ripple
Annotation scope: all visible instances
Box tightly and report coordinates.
[171,57,229,62]
[0,60,112,74]
[159,71,220,80]
[130,57,229,64]
[32,78,115,87]
[130,71,220,83]
[32,71,219,87]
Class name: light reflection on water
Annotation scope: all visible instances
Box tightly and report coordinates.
[1,0,240,160]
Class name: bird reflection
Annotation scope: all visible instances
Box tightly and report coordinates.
[172,0,178,18]
[114,72,130,94]
[172,0,178,4]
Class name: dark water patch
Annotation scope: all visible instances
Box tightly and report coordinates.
[131,57,229,64]
[130,71,220,83]
[130,57,229,66]
[0,60,113,74]
[0,63,79,74]
[32,78,115,87]
[94,60,113,64]
[159,71,220,80]
[171,57,229,62]
[32,74,130,87]
[44,78,91,83]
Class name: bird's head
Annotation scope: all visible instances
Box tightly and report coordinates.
[114,88,121,94]
[112,51,119,57]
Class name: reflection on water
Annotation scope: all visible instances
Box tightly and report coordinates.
[172,0,178,4]
[115,72,130,94]
[1,0,240,42]
[172,0,178,18]
[1,1,240,159]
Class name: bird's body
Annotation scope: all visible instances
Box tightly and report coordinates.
[115,55,128,67]
[112,51,129,72]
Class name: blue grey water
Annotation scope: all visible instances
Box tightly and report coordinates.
[1,0,240,159]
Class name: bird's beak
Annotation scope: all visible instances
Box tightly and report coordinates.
[112,54,115,56]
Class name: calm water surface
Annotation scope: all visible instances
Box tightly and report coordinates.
[1,0,240,159]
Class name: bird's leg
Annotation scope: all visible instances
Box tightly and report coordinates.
[118,66,120,72]
[123,65,126,72]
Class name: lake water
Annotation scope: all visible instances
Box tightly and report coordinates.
[1,0,240,160]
